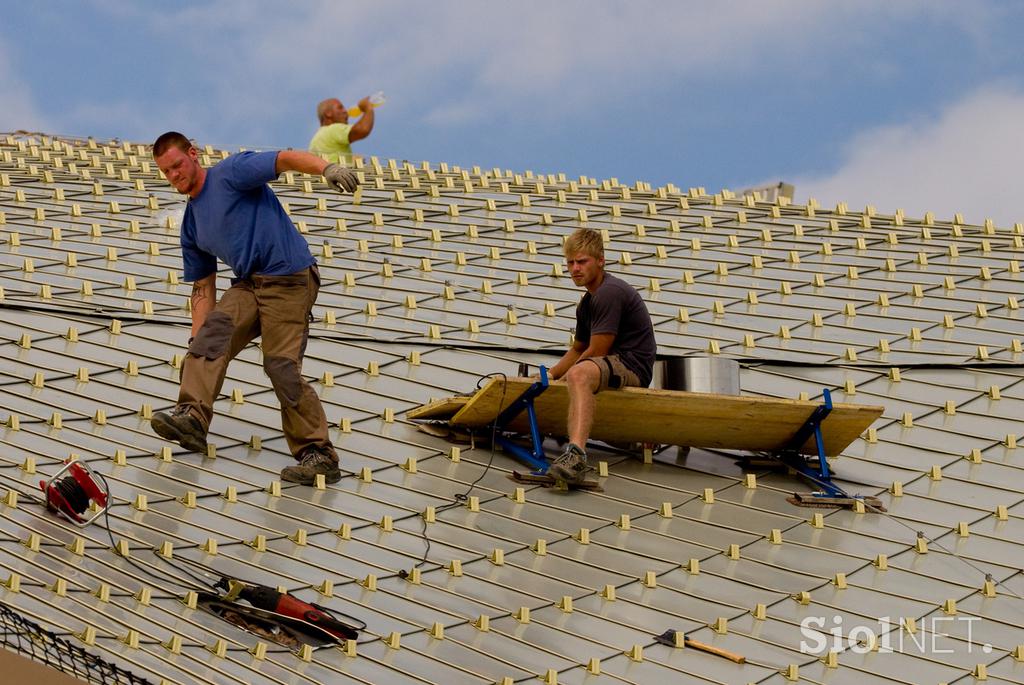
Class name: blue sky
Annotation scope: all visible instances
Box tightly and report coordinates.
[3,1,1024,224]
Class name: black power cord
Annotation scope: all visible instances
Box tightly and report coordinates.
[402,372,510,573]
[83,471,372,639]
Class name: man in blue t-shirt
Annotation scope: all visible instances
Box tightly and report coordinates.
[150,131,358,485]
[545,228,657,484]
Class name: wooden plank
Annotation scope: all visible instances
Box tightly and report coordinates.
[446,378,883,456]
[406,395,471,421]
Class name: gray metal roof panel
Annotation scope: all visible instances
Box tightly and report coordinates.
[937,451,1022,487]
[5,132,1024,684]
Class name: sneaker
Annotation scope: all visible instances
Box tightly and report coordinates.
[281,447,341,485]
[151,406,208,453]
[547,442,590,484]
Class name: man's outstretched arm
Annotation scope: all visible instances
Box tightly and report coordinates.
[276,149,359,193]
[276,150,329,176]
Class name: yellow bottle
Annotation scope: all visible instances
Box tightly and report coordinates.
[348,91,386,118]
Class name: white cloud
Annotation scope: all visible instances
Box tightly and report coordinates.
[0,43,51,132]
[130,1,954,126]
[794,86,1024,226]
[422,99,487,127]
[66,101,158,139]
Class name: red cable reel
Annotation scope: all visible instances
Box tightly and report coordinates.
[39,460,110,527]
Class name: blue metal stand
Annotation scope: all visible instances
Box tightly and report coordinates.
[493,366,551,472]
[775,388,847,497]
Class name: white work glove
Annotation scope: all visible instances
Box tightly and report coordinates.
[323,163,359,193]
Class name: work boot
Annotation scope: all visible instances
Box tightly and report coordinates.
[151,406,208,453]
[281,446,341,485]
[547,442,590,484]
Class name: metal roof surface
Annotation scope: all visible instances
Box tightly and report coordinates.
[1,132,1022,684]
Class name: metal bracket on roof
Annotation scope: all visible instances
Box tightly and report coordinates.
[774,387,840,495]
[775,388,884,510]
[493,365,550,472]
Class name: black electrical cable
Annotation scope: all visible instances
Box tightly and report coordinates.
[50,476,91,515]
[93,472,216,595]
[6,466,211,599]
[94,480,372,639]
[706,448,1024,602]
[404,372,510,573]
[453,372,509,500]
[83,471,376,635]
[794,467,1023,600]
[400,368,650,575]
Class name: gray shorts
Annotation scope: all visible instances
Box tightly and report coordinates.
[581,355,642,392]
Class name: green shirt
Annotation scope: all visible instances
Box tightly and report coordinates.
[309,123,352,163]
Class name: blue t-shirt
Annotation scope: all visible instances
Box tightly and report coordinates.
[181,151,315,281]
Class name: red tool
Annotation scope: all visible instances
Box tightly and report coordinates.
[39,460,110,527]
[221,580,359,642]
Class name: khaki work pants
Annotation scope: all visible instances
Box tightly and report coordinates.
[178,266,335,461]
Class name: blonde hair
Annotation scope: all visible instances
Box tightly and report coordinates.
[563,228,604,259]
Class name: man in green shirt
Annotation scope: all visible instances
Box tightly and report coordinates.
[309,95,375,162]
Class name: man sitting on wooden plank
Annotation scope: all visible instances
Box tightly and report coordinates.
[544,228,657,484]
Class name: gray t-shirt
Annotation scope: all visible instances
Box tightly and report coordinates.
[575,273,657,386]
